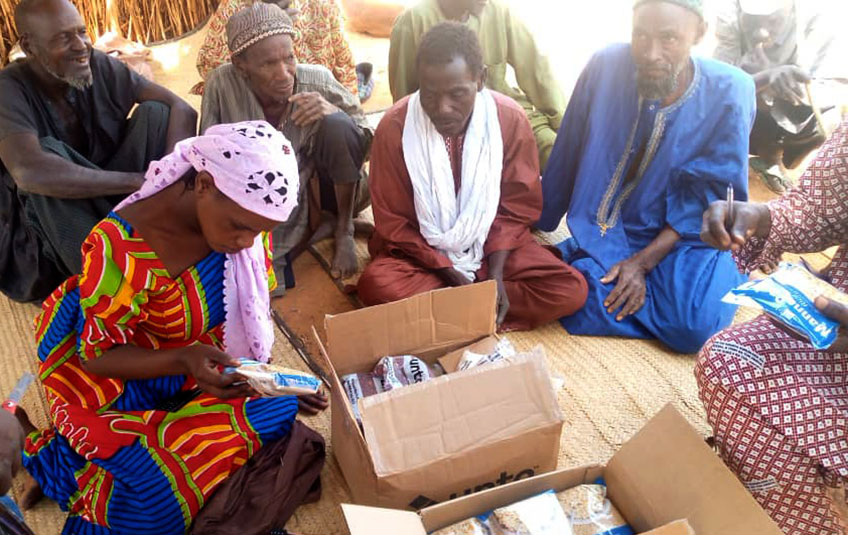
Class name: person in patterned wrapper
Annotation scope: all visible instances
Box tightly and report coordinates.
[698,120,848,535]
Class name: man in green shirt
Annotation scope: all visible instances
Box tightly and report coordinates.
[389,0,564,170]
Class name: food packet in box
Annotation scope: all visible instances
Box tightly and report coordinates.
[373,355,439,391]
[341,372,385,423]
[431,517,491,535]
[224,359,320,396]
[457,338,517,371]
[556,482,633,535]
[342,355,439,423]
[489,490,573,535]
[722,262,848,349]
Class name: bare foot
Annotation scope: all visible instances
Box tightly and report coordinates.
[311,216,373,245]
[20,471,43,510]
[331,232,358,279]
[308,215,337,245]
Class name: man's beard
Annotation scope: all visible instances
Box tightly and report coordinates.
[636,62,684,100]
[42,59,93,90]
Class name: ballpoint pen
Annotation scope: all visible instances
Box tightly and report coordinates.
[2,372,34,414]
[726,183,735,230]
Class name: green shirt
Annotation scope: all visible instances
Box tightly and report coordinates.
[389,0,565,133]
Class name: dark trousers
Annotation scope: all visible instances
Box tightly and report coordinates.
[312,111,370,214]
[750,99,827,169]
[10,101,169,301]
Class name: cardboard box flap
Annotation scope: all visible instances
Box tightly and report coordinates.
[361,352,562,476]
[418,465,605,532]
[324,281,497,375]
[342,504,426,535]
[312,326,363,439]
[605,405,783,535]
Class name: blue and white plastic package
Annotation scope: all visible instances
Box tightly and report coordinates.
[225,358,321,396]
[722,263,848,350]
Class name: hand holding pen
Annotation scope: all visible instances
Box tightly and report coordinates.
[700,184,773,251]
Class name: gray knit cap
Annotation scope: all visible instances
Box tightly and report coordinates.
[226,2,296,57]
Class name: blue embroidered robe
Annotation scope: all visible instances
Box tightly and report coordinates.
[539,44,756,353]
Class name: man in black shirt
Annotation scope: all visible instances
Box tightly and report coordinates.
[0,0,197,302]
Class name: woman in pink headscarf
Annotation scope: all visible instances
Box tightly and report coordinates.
[18,121,327,535]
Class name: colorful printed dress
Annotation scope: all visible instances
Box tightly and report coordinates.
[696,121,848,535]
[23,213,299,535]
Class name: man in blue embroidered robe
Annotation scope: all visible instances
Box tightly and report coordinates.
[538,0,756,353]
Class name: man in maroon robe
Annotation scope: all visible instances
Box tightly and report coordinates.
[357,22,587,331]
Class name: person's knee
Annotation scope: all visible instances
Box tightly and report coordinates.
[357,261,391,305]
[696,330,728,377]
[662,324,721,354]
[547,265,588,318]
[317,111,358,144]
[564,268,588,316]
[132,100,170,122]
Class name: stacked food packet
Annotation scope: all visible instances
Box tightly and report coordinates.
[557,483,633,535]
[342,339,522,424]
[342,355,442,423]
[723,262,848,349]
[432,482,632,535]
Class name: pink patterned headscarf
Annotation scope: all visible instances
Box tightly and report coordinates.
[117,121,299,362]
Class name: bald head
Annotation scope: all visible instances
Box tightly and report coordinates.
[15,0,69,36]
[14,0,93,90]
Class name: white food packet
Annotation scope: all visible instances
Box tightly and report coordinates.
[491,490,574,535]
[225,359,320,396]
[458,338,517,371]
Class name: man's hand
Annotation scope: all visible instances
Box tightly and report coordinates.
[815,296,848,352]
[761,65,811,104]
[437,266,473,287]
[493,278,510,326]
[701,200,772,252]
[485,250,512,326]
[601,258,647,321]
[181,346,254,399]
[289,92,339,127]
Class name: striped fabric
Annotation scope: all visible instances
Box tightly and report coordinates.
[23,213,297,535]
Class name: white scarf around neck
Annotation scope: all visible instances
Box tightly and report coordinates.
[401,88,503,280]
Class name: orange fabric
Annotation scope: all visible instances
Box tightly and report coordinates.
[358,92,587,330]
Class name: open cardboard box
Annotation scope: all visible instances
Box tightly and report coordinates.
[315,281,564,509]
[342,405,783,535]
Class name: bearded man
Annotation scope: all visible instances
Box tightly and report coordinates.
[538,0,756,353]
[0,0,196,303]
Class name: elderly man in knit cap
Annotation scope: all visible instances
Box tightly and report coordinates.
[201,3,372,283]
[714,0,847,193]
[538,0,756,354]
